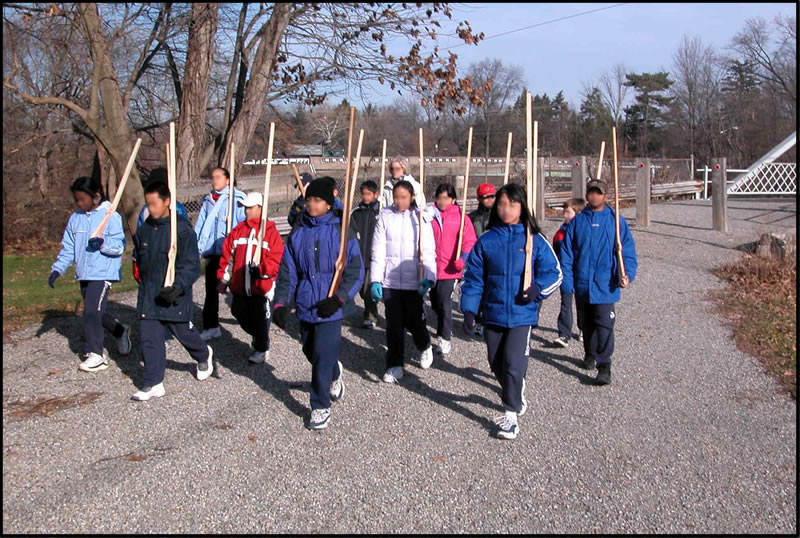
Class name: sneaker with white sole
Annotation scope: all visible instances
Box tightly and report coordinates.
[494,411,519,440]
[117,324,132,355]
[382,366,404,383]
[79,351,108,372]
[196,346,214,380]
[330,361,345,401]
[519,378,528,417]
[199,327,222,341]
[420,346,434,369]
[309,408,331,430]
[361,319,375,329]
[553,336,569,348]
[131,382,165,401]
[438,338,452,355]
[248,350,268,364]
[577,330,583,342]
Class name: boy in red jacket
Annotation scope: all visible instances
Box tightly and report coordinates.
[217,192,284,363]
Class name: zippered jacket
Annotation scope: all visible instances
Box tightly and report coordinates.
[370,205,437,290]
[427,203,477,280]
[217,217,284,299]
[194,187,247,257]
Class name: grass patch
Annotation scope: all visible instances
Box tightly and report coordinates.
[712,252,796,399]
[2,250,138,336]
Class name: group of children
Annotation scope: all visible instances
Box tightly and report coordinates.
[50,155,637,438]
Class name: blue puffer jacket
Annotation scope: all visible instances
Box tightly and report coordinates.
[194,187,247,257]
[559,204,638,304]
[51,201,126,282]
[274,210,364,323]
[133,214,201,322]
[138,202,188,230]
[460,223,562,328]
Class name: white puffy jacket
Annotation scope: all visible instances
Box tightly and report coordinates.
[371,204,437,290]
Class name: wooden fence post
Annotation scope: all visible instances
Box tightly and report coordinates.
[572,156,586,199]
[537,156,546,219]
[636,158,651,227]
[712,157,727,232]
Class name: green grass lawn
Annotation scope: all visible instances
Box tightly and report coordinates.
[3,250,139,335]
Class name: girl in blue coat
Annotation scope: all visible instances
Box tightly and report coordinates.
[460,183,562,440]
[49,177,131,372]
[273,177,364,430]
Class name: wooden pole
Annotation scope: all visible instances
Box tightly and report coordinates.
[226,142,236,234]
[712,158,728,232]
[456,126,473,260]
[328,107,357,297]
[164,122,177,287]
[611,126,626,281]
[417,128,425,280]
[532,120,538,217]
[378,139,387,210]
[254,122,276,263]
[291,163,306,198]
[523,93,533,291]
[596,140,606,180]
[503,132,512,184]
[349,129,365,209]
[91,138,142,238]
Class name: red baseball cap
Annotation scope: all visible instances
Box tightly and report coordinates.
[477,183,496,198]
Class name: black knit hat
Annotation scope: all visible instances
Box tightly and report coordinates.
[305,177,336,206]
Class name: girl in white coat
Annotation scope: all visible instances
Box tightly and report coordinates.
[370,180,437,382]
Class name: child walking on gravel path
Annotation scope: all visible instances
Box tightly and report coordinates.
[552,198,586,348]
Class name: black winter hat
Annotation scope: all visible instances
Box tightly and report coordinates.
[305,177,336,206]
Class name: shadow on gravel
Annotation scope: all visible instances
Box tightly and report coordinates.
[528,338,597,385]
[630,228,739,251]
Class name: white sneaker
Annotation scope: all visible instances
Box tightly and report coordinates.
[494,411,519,440]
[361,319,375,329]
[577,330,584,342]
[420,346,434,369]
[131,382,165,401]
[309,408,331,430]
[553,336,569,348]
[117,324,132,355]
[78,351,108,372]
[519,378,528,417]
[248,350,268,363]
[330,361,345,401]
[382,366,404,383]
[199,327,222,341]
[196,346,214,380]
[438,338,452,355]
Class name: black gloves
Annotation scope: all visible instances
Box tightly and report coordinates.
[519,284,541,305]
[272,305,289,330]
[87,237,104,251]
[156,285,183,306]
[314,295,344,318]
[48,271,60,288]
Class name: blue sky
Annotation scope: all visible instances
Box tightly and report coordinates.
[350,2,796,109]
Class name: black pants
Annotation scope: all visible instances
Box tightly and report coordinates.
[139,319,209,386]
[430,278,456,340]
[359,267,378,323]
[203,255,221,330]
[383,288,431,368]
[79,280,124,356]
[485,324,531,413]
[231,294,272,352]
[557,289,584,339]
[299,319,342,410]
[578,302,615,365]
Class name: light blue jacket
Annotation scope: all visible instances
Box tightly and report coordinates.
[193,187,246,258]
[51,201,126,281]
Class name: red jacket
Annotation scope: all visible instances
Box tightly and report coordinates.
[217,218,284,297]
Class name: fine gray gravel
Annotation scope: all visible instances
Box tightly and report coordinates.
[3,197,796,534]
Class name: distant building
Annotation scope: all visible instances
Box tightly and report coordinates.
[290,144,324,156]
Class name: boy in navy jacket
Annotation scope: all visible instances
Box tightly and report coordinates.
[559,179,638,385]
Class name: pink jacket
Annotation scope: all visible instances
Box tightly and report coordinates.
[427,203,477,280]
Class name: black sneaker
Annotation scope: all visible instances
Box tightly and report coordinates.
[595,364,611,385]
[579,357,596,370]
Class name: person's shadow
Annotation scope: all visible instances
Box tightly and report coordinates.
[527,329,597,385]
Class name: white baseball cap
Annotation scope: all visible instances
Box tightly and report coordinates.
[239,192,263,207]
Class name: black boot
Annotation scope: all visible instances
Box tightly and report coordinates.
[580,356,596,370]
[595,363,611,385]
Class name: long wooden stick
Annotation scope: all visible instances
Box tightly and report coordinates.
[523,93,533,291]
[611,126,626,281]
[226,142,236,234]
[164,122,177,287]
[418,128,425,280]
[328,107,356,297]
[532,120,539,216]
[596,140,606,180]
[456,126,473,260]
[291,163,306,197]
[378,139,387,210]
[92,138,142,238]
[503,132,512,184]
[255,122,276,263]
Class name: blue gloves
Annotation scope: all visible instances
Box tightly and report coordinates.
[462,311,476,337]
[87,237,104,251]
[417,279,433,296]
[370,282,383,302]
[48,271,60,288]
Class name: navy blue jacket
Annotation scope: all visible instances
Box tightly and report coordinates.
[274,210,364,323]
[133,213,201,322]
[460,223,562,328]
[350,199,380,269]
[559,204,638,304]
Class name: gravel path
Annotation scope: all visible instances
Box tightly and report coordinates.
[3,197,796,534]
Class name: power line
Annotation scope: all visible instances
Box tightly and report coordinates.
[441,3,628,51]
